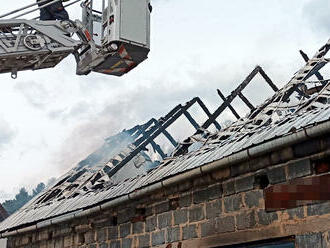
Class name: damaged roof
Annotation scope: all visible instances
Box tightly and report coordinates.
[1,39,330,235]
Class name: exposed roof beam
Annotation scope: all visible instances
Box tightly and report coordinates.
[217,89,241,119]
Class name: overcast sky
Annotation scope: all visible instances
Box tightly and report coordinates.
[0,0,329,202]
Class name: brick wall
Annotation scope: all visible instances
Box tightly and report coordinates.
[6,136,330,248]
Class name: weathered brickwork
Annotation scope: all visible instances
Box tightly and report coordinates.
[5,138,330,248]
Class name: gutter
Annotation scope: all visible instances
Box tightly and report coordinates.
[1,120,330,238]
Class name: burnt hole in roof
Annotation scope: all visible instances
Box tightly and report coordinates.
[64,184,79,191]
[67,169,87,183]
[247,131,256,137]
[307,105,318,111]
[265,110,273,115]
[173,145,189,157]
[40,189,63,203]
[91,183,105,190]
[70,193,80,198]
[34,194,47,204]
[254,119,263,126]
[264,118,272,126]
[219,135,230,141]
[316,97,327,104]
[208,134,218,140]
[91,172,102,185]
[53,176,70,187]
[36,189,59,204]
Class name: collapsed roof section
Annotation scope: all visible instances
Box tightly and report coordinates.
[174,40,330,157]
[31,61,280,207]
[1,39,330,234]
[29,39,330,207]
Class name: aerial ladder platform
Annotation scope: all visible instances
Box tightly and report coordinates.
[0,0,151,78]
